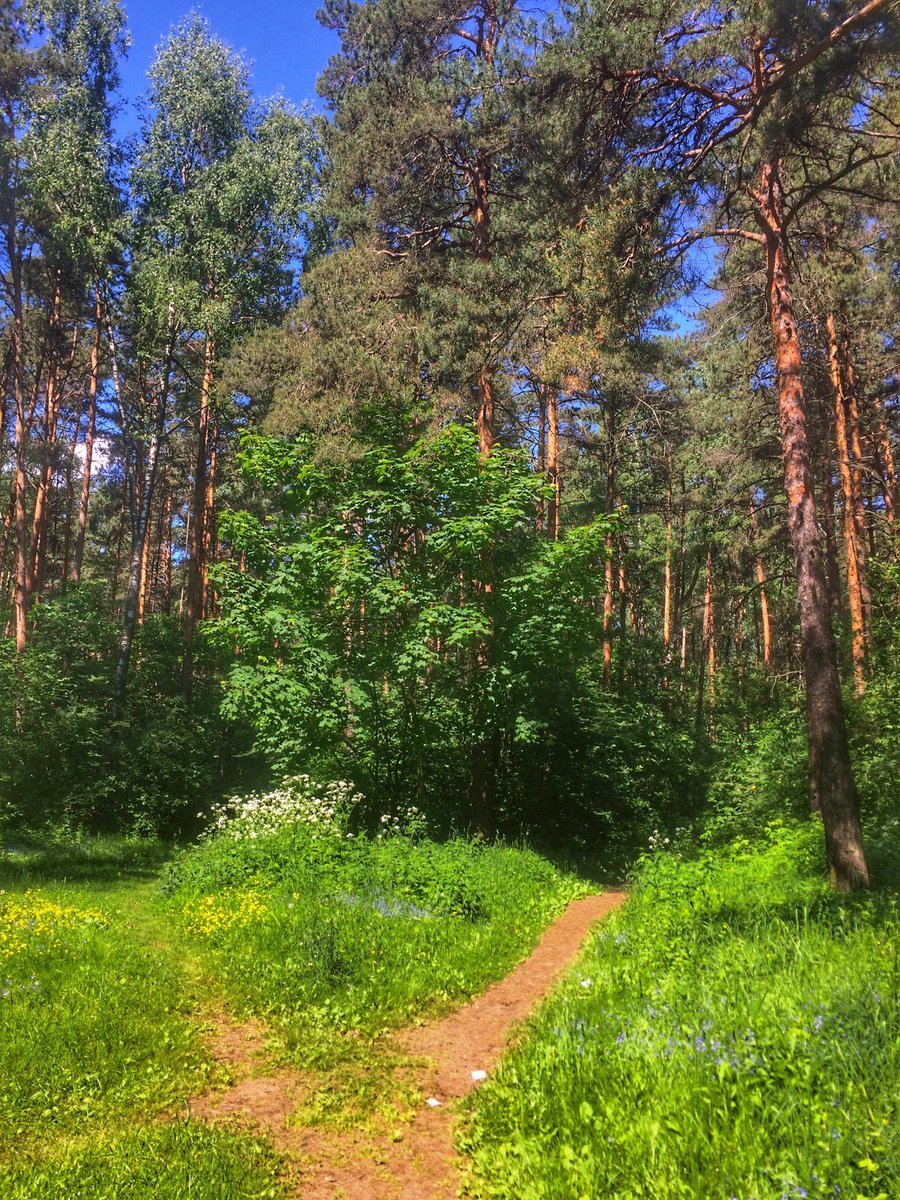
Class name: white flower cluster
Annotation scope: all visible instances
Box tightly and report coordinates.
[199,775,365,843]
[648,826,690,854]
[376,805,428,840]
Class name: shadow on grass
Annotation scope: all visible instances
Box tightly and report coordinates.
[0,835,175,888]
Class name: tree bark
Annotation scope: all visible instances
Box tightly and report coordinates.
[760,160,867,890]
[818,454,842,616]
[112,307,175,718]
[870,391,897,525]
[663,453,673,653]
[6,191,28,654]
[839,328,874,640]
[73,290,103,583]
[748,496,773,668]
[181,333,215,700]
[546,386,560,541]
[602,403,616,684]
[703,548,715,708]
[827,312,869,694]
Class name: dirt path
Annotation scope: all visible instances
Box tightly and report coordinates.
[189,889,626,1200]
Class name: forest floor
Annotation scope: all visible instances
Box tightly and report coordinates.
[0,839,624,1199]
[188,890,626,1199]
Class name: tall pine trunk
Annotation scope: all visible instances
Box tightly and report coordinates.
[827,312,870,694]
[546,387,560,541]
[760,160,867,891]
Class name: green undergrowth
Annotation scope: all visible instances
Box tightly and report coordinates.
[163,816,589,1052]
[461,821,900,1200]
[0,839,254,1195]
[0,1121,282,1199]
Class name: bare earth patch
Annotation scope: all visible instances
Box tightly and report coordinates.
[189,890,626,1199]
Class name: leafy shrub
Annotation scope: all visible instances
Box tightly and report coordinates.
[0,588,257,837]
[163,778,588,1034]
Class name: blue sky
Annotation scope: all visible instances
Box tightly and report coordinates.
[116,0,338,129]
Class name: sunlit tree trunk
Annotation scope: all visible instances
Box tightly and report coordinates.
[663,453,673,654]
[181,333,215,700]
[748,497,772,668]
[827,312,869,695]
[73,290,103,583]
[818,454,842,616]
[546,387,560,541]
[26,278,64,606]
[602,404,616,684]
[113,305,175,718]
[760,160,867,890]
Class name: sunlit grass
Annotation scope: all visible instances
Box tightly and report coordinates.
[462,823,900,1200]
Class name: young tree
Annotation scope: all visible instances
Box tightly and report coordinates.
[112,15,319,708]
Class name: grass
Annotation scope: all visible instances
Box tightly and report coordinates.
[0,817,589,1192]
[460,821,900,1200]
[0,1122,283,1199]
[0,836,282,1198]
[161,801,590,1053]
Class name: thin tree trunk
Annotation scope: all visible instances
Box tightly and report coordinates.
[137,493,153,623]
[748,496,773,667]
[663,454,673,654]
[827,312,868,695]
[839,328,874,645]
[73,290,103,583]
[6,188,28,654]
[112,306,175,718]
[536,384,547,532]
[201,410,218,617]
[870,391,897,524]
[602,405,616,684]
[760,160,867,890]
[617,549,627,691]
[702,549,715,714]
[818,455,842,616]
[546,386,560,541]
[163,484,173,613]
[26,280,64,606]
[110,498,126,614]
[181,333,215,700]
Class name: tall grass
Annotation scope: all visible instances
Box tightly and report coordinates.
[462,822,899,1200]
[163,786,590,1040]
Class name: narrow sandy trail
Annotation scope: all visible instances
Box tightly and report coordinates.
[190,889,627,1200]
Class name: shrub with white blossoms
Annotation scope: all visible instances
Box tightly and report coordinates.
[376,804,428,841]
[199,776,365,843]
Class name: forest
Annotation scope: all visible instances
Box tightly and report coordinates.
[0,0,897,1197]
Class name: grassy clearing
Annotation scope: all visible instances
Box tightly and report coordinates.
[162,781,589,1056]
[0,837,282,1198]
[461,822,899,1200]
[0,1122,282,1199]
[0,842,214,1144]
[0,810,591,1190]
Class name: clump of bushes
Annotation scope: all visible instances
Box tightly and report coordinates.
[162,775,588,1034]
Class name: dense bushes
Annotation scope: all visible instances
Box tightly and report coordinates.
[212,426,702,851]
[0,587,255,837]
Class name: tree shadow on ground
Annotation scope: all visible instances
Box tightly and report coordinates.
[0,835,174,888]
